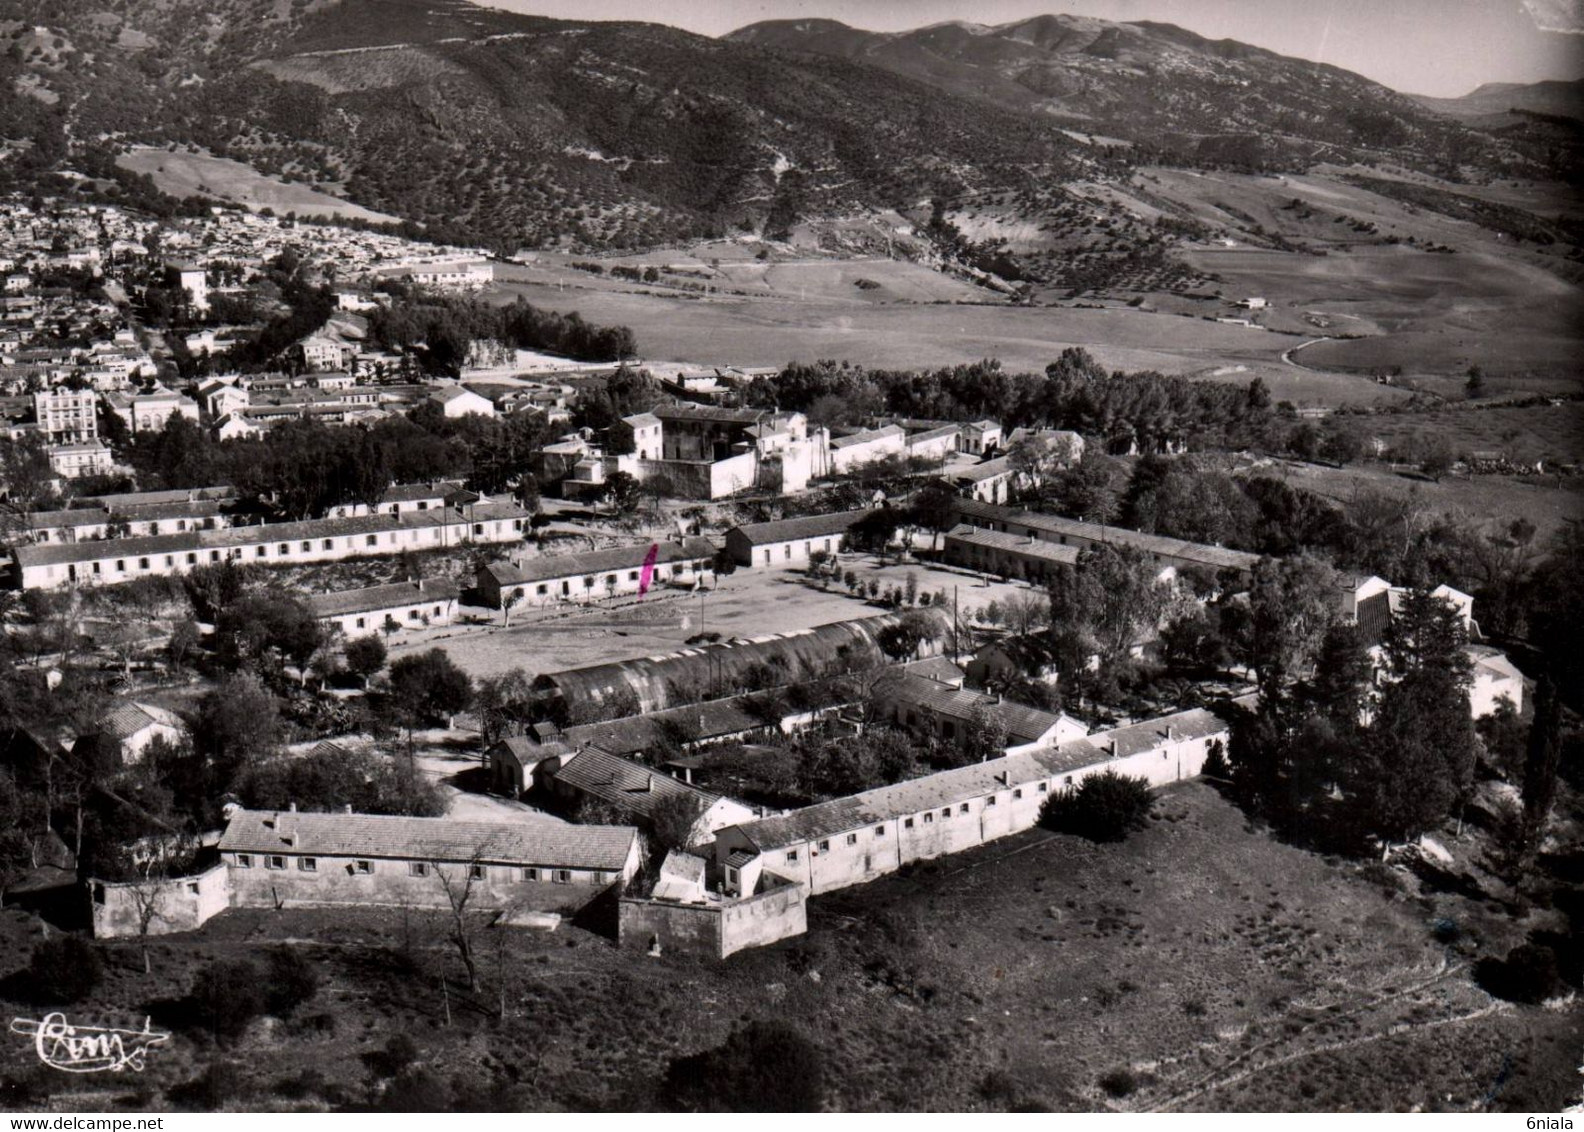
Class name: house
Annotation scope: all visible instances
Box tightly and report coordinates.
[711,707,1225,898]
[966,633,1063,689]
[536,746,756,846]
[486,734,569,796]
[959,420,1003,455]
[1468,646,1524,718]
[164,261,208,312]
[829,425,906,474]
[876,671,1087,756]
[85,701,184,765]
[127,387,200,434]
[429,385,496,418]
[650,851,709,904]
[296,335,353,372]
[942,523,1079,583]
[475,537,715,609]
[953,499,1260,584]
[949,456,1017,505]
[621,412,663,460]
[218,808,642,914]
[725,509,869,568]
[14,503,528,590]
[307,578,461,636]
[48,441,114,479]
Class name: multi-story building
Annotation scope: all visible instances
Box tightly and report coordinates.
[32,389,97,444]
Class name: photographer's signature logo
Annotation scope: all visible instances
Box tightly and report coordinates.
[9,1013,169,1073]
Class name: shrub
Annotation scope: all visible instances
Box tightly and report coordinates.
[28,936,103,1004]
[377,1067,451,1112]
[666,1020,825,1112]
[188,958,266,1040]
[1475,944,1561,1004]
[167,1062,244,1111]
[265,948,319,1017]
[364,1032,420,1079]
[1099,1068,1138,1098]
[1039,770,1155,842]
[1201,740,1230,780]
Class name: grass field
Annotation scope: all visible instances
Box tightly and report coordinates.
[4,784,1575,1112]
[1362,403,1584,465]
[116,148,399,224]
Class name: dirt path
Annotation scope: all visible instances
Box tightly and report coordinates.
[1281,336,1333,370]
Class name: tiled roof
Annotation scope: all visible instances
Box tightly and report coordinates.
[732,707,1226,849]
[654,403,766,425]
[944,524,1080,566]
[831,425,904,450]
[218,808,637,871]
[380,480,465,504]
[951,456,1015,483]
[954,499,1260,573]
[482,537,714,587]
[902,656,966,686]
[563,695,766,757]
[885,671,1076,745]
[727,509,869,546]
[307,578,461,619]
[548,747,721,821]
[98,702,181,743]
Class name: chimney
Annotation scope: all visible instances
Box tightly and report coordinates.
[344,804,353,814]
[288,801,297,812]
[645,775,656,793]
[1167,726,1179,743]
[1107,738,1118,758]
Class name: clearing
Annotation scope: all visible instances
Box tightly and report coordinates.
[116,148,399,224]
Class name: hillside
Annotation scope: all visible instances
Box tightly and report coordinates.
[0,0,1091,252]
[728,14,1525,178]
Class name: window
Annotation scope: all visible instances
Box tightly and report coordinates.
[628,570,638,581]
[553,869,571,884]
[186,553,197,565]
[265,855,286,870]
[409,861,429,877]
[474,524,484,536]
[235,853,253,868]
[904,817,914,829]
[725,865,738,886]
[942,721,957,740]
[92,562,100,574]
[522,867,539,882]
[942,808,952,819]
[1038,782,1049,794]
[354,860,372,875]
[875,825,886,837]
[845,833,858,846]
[434,606,442,617]
[784,546,792,560]
[301,541,311,552]
[299,857,317,872]
[322,539,333,550]
[536,584,548,596]
[164,556,173,567]
[583,576,594,589]
[365,535,378,547]
[785,850,799,863]
[278,543,289,555]
[115,559,125,572]
[188,882,199,894]
[408,609,420,620]
[959,803,970,814]
[817,840,830,852]
[1013,788,1023,800]
[355,617,366,629]
[210,550,221,562]
[255,546,266,557]
[1064,776,1073,786]
[923,812,934,824]
[468,864,486,880]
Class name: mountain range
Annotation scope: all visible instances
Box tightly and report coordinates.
[0,0,1571,254]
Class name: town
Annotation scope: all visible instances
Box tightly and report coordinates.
[0,187,1576,1114]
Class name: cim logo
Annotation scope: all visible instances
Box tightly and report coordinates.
[10,1013,170,1073]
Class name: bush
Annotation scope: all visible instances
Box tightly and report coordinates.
[665,1021,825,1112]
[364,1032,420,1079]
[1099,1068,1138,1098]
[167,1062,244,1111]
[377,1067,451,1112]
[265,948,319,1017]
[28,936,103,1004]
[1475,944,1561,1004]
[188,958,266,1040]
[1039,770,1155,842]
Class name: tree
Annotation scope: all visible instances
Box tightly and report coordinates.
[474,668,533,747]
[906,481,959,550]
[602,471,642,516]
[264,949,319,1018]
[962,701,1009,764]
[1159,610,1228,676]
[665,1021,826,1112]
[192,671,283,781]
[1047,543,1163,673]
[649,792,707,856]
[431,845,493,991]
[343,635,388,688]
[388,649,473,728]
[1520,676,1562,859]
[1039,770,1154,842]
[188,958,266,1041]
[1242,555,1340,701]
[876,610,939,662]
[1419,435,1455,483]
[1464,365,1485,400]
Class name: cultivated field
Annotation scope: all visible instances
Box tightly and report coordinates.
[6,784,1574,1112]
[385,558,1025,680]
[116,148,399,224]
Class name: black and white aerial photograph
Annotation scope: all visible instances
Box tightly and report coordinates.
[0,0,1579,1117]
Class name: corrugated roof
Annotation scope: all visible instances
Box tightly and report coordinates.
[218,808,637,871]
[548,747,720,821]
[307,578,461,619]
[728,509,869,547]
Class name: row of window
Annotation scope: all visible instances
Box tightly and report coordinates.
[515,561,707,599]
[55,521,523,579]
[783,782,1058,864]
[351,606,447,630]
[233,853,595,884]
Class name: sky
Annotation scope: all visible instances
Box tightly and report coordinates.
[483,0,1584,96]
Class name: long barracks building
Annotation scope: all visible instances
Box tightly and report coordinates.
[12,502,529,589]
